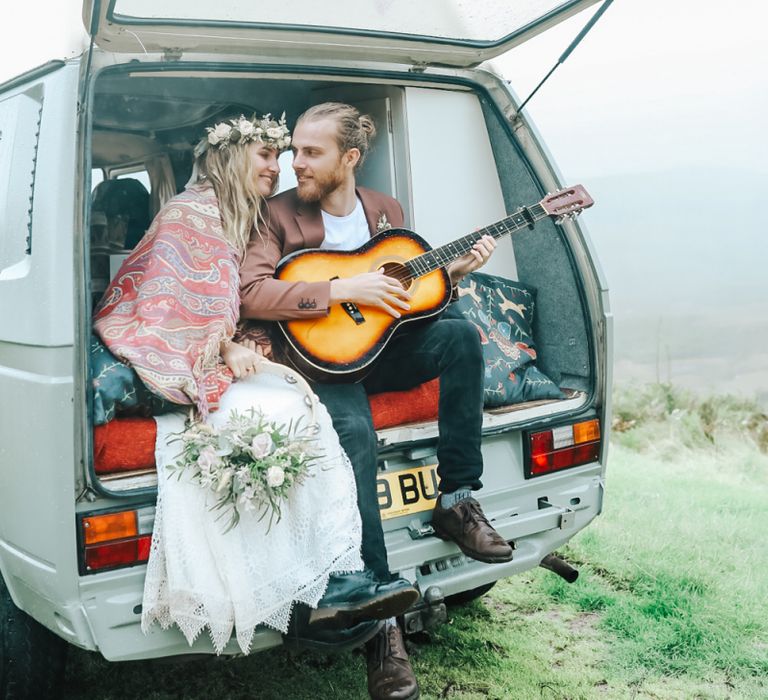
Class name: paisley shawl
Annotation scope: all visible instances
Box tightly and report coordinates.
[93,183,239,418]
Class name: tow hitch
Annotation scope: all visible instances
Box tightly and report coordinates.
[539,553,579,583]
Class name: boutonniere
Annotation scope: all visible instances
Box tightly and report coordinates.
[376,213,392,233]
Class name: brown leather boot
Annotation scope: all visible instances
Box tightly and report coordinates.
[365,622,420,700]
[431,497,514,564]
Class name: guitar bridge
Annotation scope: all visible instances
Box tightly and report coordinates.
[342,301,366,325]
[330,277,366,325]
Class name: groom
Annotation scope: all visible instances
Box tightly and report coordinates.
[240,102,513,700]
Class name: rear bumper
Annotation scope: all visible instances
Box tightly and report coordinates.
[70,468,602,661]
[387,470,603,598]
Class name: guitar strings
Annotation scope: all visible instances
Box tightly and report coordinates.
[380,203,555,285]
[404,205,549,278]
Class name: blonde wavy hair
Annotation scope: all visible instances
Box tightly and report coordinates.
[194,141,270,258]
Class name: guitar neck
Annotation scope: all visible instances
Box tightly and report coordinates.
[405,203,548,278]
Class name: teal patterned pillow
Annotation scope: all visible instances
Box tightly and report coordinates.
[444,272,563,407]
[90,335,176,425]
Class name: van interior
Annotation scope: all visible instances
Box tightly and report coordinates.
[88,67,594,492]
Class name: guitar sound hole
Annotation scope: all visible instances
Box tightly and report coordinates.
[380,262,413,290]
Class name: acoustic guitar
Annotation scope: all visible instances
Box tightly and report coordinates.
[275,185,593,382]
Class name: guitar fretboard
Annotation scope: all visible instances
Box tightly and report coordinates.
[405,203,547,278]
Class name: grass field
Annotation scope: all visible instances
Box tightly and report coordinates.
[62,385,768,699]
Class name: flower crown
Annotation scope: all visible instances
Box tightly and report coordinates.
[203,113,291,152]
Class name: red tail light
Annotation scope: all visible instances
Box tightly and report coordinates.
[78,506,154,574]
[84,535,152,572]
[526,419,601,477]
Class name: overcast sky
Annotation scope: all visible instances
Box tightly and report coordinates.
[495,0,768,177]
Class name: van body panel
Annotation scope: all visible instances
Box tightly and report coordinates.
[84,0,599,66]
[0,64,82,639]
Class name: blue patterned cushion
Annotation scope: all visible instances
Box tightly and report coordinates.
[90,335,176,425]
[444,272,563,407]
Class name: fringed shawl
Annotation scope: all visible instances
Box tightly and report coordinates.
[94,183,239,418]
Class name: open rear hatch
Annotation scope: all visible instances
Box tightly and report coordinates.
[83,0,599,65]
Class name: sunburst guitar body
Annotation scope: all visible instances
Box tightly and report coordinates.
[276,229,450,381]
[275,185,594,382]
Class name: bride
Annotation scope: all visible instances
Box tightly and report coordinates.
[93,113,417,655]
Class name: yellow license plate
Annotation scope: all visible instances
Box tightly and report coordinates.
[377,464,439,521]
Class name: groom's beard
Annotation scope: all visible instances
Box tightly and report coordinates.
[296,164,347,204]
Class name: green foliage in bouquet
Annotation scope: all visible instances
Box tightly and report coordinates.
[168,408,319,533]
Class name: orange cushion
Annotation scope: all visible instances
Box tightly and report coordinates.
[93,417,157,474]
[93,381,441,475]
[369,379,440,430]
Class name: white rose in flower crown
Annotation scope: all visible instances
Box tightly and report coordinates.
[213,123,232,141]
[266,127,282,140]
[266,465,285,488]
[238,120,255,137]
[207,132,220,146]
[250,433,274,459]
[197,446,222,472]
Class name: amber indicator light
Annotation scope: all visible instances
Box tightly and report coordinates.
[82,511,138,545]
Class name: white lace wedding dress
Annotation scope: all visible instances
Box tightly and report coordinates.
[141,370,364,655]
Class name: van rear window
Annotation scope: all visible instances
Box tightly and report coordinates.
[111,0,576,43]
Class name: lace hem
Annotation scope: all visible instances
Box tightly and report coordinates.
[141,542,362,654]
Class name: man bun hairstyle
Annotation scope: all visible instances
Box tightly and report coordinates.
[298,102,376,170]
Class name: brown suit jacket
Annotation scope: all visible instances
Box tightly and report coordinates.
[239,186,405,320]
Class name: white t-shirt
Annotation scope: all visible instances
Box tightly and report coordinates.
[320,197,370,252]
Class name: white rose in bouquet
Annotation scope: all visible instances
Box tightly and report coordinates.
[250,433,274,458]
[266,465,285,488]
[197,446,222,472]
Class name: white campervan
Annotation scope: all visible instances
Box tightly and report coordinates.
[0,1,611,695]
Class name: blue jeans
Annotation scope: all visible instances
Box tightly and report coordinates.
[313,317,484,579]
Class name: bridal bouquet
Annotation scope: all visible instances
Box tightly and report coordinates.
[169,409,318,532]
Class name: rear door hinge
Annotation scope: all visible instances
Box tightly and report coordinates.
[163,48,184,62]
[76,484,98,504]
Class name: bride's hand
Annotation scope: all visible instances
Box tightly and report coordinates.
[221,340,263,379]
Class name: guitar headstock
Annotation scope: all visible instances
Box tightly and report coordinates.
[539,185,594,221]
